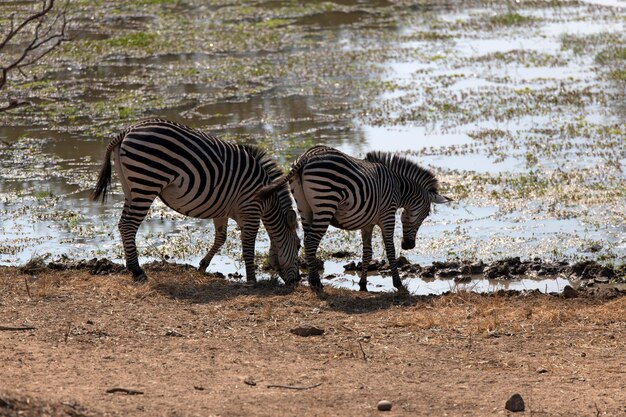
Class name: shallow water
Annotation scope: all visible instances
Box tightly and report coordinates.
[0,0,624,292]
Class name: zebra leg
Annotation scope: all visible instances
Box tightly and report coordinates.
[380,218,405,290]
[303,216,331,291]
[118,198,153,283]
[239,217,260,282]
[359,225,374,292]
[304,231,326,290]
[198,217,227,273]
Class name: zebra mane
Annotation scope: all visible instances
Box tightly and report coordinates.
[365,151,439,192]
[239,144,284,181]
[240,144,292,208]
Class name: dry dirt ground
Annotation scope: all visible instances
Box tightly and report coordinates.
[1,264,625,417]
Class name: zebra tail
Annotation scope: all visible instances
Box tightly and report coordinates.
[255,149,321,201]
[91,132,125,203]
[255,174,291,201]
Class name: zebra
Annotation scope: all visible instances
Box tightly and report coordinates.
[256,145,449,292]
[91,118,300,284]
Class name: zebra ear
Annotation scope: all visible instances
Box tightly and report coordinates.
[431,192,452,204]
[286,210,298,228]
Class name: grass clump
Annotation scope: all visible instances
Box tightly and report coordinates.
[106,32,156,49]
[608,69,626,81]
[595,46,626,64]
[257,18,291,29]
[488,12,534,26]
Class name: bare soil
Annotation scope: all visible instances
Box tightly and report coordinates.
[1,265,625,417]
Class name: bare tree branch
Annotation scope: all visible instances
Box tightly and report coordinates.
[0,0,70,111]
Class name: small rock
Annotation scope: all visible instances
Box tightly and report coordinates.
[581,279,594,288]
[244,377,256,386]
[377,400,392,411]
[536,367,548,374]
[396,256,409,268]
[193,385,205,391]
[505,393,525,412]
[562,285,578,299]
[587,243,602,253]
[436,268,461,278]
[420,266,436,278]
[290,324,324,337]
[329,250,355,258]
[343,261,358,271]
[469,261,485,274]
[594,276,610,284]
[165,329,185,337]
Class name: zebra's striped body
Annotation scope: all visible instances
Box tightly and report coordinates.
[92,119,300,284]
[257,145,448,291]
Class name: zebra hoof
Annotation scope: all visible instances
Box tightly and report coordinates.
[396,285,409,294]
[359,285,368,292]
[284,278,298,287]
[198,261,209,273]
[132,273,148,284]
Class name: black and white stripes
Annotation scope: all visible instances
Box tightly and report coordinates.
[257,145,449,291]
[92,118,300,284]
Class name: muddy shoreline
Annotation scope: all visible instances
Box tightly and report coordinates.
[14,254,626,297]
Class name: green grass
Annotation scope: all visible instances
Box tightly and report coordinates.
[596,46,626,64]
[106,32,156,49]
[488,12,534,26]
[257,18,291,29]
[608,69,626,81]
[136,0,178,4]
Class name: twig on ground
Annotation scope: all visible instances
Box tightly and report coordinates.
[24,276,31,298]
[0,325,36,331]
[341,324,356,332]
[64,321,71,343]
[266,383,322,390]
[106,388,144,395]
[358,340,367,361]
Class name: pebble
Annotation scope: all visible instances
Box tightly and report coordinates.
[377,400,392,411]
[505,393,525,412]
[594,276,610,284]
[562,285,578,299]
[436,268,461,278]
[290,324,324,337]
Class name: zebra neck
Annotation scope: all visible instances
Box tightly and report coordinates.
[395,172,430,207]
[261,196,289,240]
[391,171,413,206]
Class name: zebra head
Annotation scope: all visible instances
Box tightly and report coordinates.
[268,209,301,284]
[401,191,450,250]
